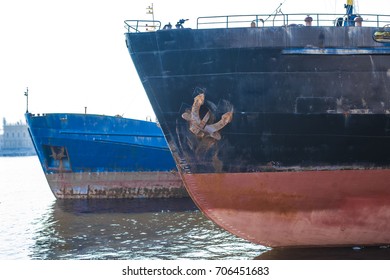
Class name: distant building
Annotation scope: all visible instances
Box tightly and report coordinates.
[0,118,36,156]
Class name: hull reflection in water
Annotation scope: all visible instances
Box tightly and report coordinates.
[256,247,390,260]
[29,198,266,260]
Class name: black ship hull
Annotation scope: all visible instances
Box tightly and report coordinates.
[126,27,390,172]
[125,24,390,247]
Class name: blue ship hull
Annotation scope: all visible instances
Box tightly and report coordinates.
[25,113,186,199]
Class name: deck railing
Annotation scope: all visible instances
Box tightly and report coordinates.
[124,20,161,33]
[197,13,390,29]
[124,13,390,33]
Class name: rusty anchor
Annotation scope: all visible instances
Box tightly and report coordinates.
[182,93,233,140]
[50,146,66,171]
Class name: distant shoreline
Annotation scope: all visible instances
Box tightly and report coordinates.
[0,150,36,157]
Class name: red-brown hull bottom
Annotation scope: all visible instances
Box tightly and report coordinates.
[47,171,187,199]
[182,169,390,247]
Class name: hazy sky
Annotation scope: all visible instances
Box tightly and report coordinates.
[0,0,388,127]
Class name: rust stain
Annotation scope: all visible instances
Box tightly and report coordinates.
[46,171,188,199]
[177,91,234,172]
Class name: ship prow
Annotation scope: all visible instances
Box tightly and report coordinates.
[124,1,390,247]
[25,112,187,199]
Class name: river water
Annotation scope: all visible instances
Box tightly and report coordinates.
[1,156,389,260]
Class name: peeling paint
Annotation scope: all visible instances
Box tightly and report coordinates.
[47,171,187,199]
